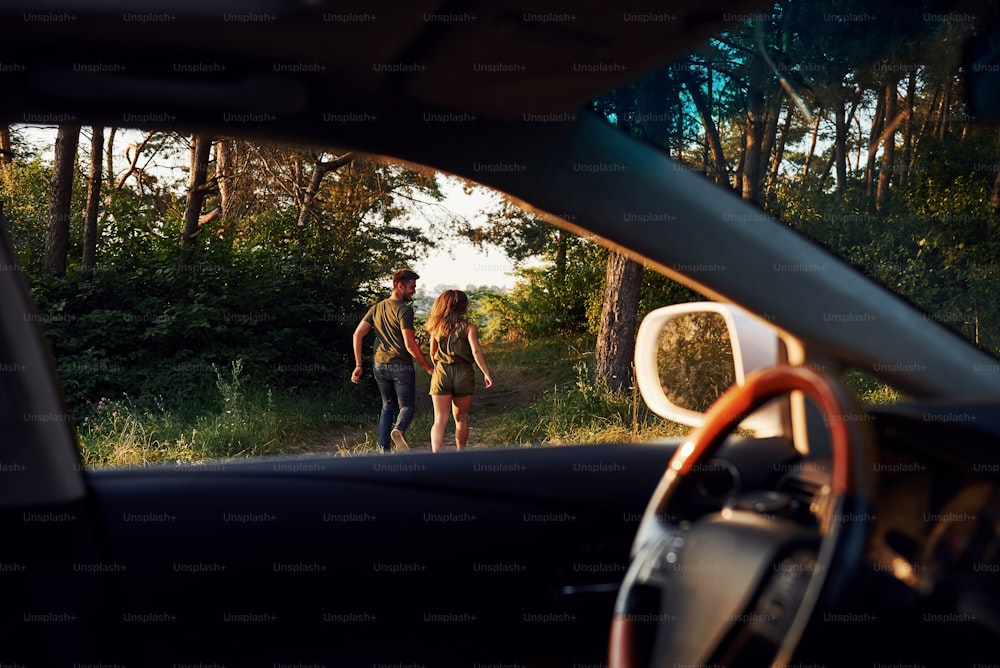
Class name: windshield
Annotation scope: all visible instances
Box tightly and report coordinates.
[593,3,997,348]
[1,1,997,465]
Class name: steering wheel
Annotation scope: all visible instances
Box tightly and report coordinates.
[609,365,876,668]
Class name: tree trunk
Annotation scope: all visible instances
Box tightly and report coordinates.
[740,53,772,203]
[759,95,784,192]
[82,126,104,280]
[993,165,1000,212]
[44,124,81,277]
[899,71,916,188]
[865,88,886,198]
[833,98,853,196]
[733,137,745,195]
[116,130,156,191]
[918,85,939,144]
[876,82,898,215]
[296,152,354,226]
[819,148,836,191]
[802,111,821,179]
[679,69,730,187]
[595,250,642,393]
[105,127,116,188]
[768,104,793,190]
[742,113,764,202]
[0,125,12,173]
[215,138,233,220]
[554,229,568,283]
[181,134,213,248]
[991,128,1000,211]
[936,78,952,141]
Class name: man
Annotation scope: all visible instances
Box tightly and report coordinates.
[351,269,433,453]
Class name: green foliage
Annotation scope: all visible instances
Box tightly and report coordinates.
[502,263,597,339]
[214,359,246,420]
[0,157,57,273]
[768,125,1000,353]
[29,238,367,421]
[486,238,697,344]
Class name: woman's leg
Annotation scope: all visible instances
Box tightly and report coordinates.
[451,394,473,450]
[430,394,453,453]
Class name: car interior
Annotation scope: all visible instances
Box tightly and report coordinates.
[3,0,1000,666]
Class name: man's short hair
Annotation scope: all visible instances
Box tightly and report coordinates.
[393,269,419,286]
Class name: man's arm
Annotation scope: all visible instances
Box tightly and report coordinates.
[351,320,372,384]
[403,328,433,375]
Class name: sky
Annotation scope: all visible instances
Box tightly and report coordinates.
[398,175,524,296]
[416,235,519,296]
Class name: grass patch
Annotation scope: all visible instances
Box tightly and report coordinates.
[77,359,381,466]
[76,341,912,467]
[480,358,690,445]
[75,338,708,466]
[467,337,690,446]
[78,389,355,466]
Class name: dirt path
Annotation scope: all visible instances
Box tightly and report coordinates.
[305,389,524,454]
[306,342,571,454]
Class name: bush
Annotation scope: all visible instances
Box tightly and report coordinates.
[29,240,363,421]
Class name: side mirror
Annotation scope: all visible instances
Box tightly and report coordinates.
[634,302,784,436]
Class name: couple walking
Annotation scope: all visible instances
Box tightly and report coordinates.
[351,269,493,453]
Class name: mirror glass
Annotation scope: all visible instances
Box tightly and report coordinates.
[655,312,736,413]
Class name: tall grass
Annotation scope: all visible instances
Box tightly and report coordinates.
[77,359,375,466]
[77,340,906,466]
[480,359,690,445]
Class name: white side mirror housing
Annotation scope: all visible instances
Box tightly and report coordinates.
[634,302,784,436]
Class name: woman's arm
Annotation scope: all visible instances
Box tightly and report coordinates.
[467,324,493,388]
[403,327,433,375]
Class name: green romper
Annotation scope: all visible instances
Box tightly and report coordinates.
[430,324,476,396]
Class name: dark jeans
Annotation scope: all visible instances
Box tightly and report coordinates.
[373,362,415,451]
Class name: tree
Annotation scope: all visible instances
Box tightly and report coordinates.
[215,138,233,221]
[82,126,103,280]
[43,123,81,277]
[590,65,701,391]
[295,150,354,227]
[594,251,642,392]
[180,133,213,250]
[0,125,12,174]
[676,62,730,187]
[876,80,899,214]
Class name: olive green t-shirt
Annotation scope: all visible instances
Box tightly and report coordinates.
[363,298,414,365]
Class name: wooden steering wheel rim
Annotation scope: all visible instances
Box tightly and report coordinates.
[670,364,861,497]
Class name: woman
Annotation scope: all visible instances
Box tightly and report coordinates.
[424,290,493,452]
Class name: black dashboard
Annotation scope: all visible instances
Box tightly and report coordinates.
[675,404,1000,665]
[797,403,1000,663]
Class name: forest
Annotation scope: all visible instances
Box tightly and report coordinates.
[1,0,998,464]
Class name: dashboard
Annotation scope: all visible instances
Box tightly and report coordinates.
[677,405,1000,663]
[792,404,1000,658]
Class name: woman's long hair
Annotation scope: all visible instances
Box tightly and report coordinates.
[424,289,469,340]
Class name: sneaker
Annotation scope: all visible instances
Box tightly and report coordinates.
[390,428,409,451]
